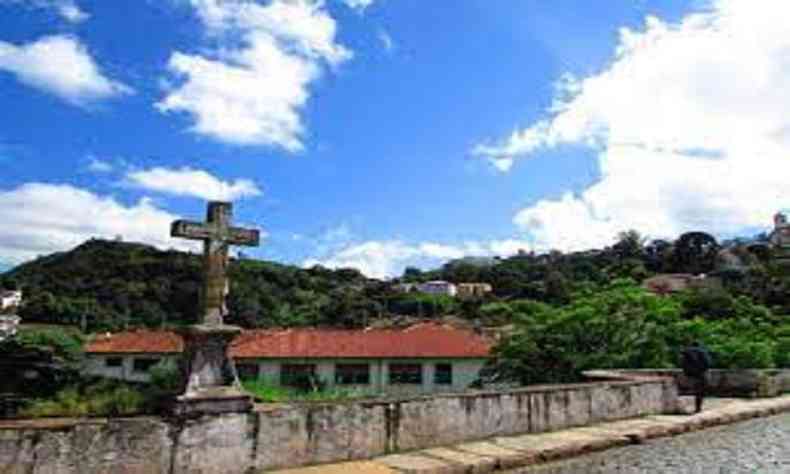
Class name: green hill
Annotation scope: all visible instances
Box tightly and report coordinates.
[2,239,387,331]
[1,229,786,332]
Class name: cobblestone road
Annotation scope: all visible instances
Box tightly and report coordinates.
[516,413,790,474]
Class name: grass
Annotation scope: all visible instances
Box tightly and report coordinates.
[241,378,381,403]
[20,380,147,418]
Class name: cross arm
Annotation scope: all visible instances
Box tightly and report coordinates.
[226,227,260,247]
[171,220,260,246]
[171,220,213,241]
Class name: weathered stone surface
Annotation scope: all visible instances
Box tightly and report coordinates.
[170,202,259,414]
[0,374,710,473]
[422,447,497,473]
[454,441,533,469]
[253,402,388,471]
[591,369,790,399]
[171,413,253,474]
[495,430,619,463]
[0,418,172,474]
[270,461,398,474]
[378,453,459,474]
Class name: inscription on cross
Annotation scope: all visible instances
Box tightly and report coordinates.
[172,201,259,326]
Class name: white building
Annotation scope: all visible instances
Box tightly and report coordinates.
[84,330,182,383]
[0,315,20,342]
[84,323,491,395]
[416,281,457,297]
[0,290,22,310]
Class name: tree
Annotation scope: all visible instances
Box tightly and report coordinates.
[613,230,646,260]
[645,239,673,272]
[672,232,720,274]
[487,282,682,385]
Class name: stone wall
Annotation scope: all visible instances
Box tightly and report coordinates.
[0,375,678,474]
[595,369,790,398]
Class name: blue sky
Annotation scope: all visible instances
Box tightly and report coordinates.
[0,0,788,278]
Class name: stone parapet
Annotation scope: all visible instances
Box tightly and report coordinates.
[588,369,790,398]
[0,372,679,473]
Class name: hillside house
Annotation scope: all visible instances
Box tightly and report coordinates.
[456,283,493,299]
[84,323,491,395]
[84,330,183,382]
[0,291,22,310]
[416,281,458,297]
[0,315,20,342]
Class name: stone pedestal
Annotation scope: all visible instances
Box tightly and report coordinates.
[171,324,252,417]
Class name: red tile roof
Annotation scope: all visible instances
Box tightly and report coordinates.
[230,323,492,359]
[84,323,492,359]
[85,330,183,354]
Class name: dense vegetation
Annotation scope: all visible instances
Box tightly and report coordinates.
[2,228,790,409]
[1,230,788,332]
[1,239,388,331]
[485,280,790,385]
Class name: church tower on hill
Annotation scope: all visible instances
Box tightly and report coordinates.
[769,211,790,263]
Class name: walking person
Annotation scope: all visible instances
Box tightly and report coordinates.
[680,341,713,413]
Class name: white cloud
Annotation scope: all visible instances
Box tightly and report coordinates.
[304,238,531,279]
[473,0,790,251]
[0,183,196,264]
[125,166,262,201]
[0,0,89,23]
[342,0,375,12]
[157,0,351,151]
[0,35,132,106]
[87,157,113,173]
[377,29,394,52]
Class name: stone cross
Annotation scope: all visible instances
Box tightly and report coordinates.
[172,202,259,326]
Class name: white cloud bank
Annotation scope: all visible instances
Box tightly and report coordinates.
[0,35,132,106]
[0,0,89,23]
[157,0,351,151]
[125,166,262,201]
[0,183,196,265]
[473,0,790,251]
[304,238,531,279]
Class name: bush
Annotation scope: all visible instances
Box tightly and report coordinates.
[148,359,181,393]
[21,380,146,418]
[241,378,378,403]
[12,327,84,365]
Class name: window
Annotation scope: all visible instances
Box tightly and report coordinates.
[236,363,259,380]
[133,358,160,373]
[335,364,370,385]
[280,364,317,388]
[434,363,453,385]
[389,363,422,385]
[105,357,123,368]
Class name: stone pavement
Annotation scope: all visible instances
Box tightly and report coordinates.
[268,395,790,474]
[508,412,790,473]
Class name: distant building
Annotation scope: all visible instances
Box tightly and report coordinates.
[416,281,457,297]
[642,273,719,295]
[393,281,493,298]
[769,211,790,262]
[0,315,20,342]
[446,256,499,268]
[84,323,491,395]
[456,283,493,299]
[392,283,418,293]
[0,290,22,310]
